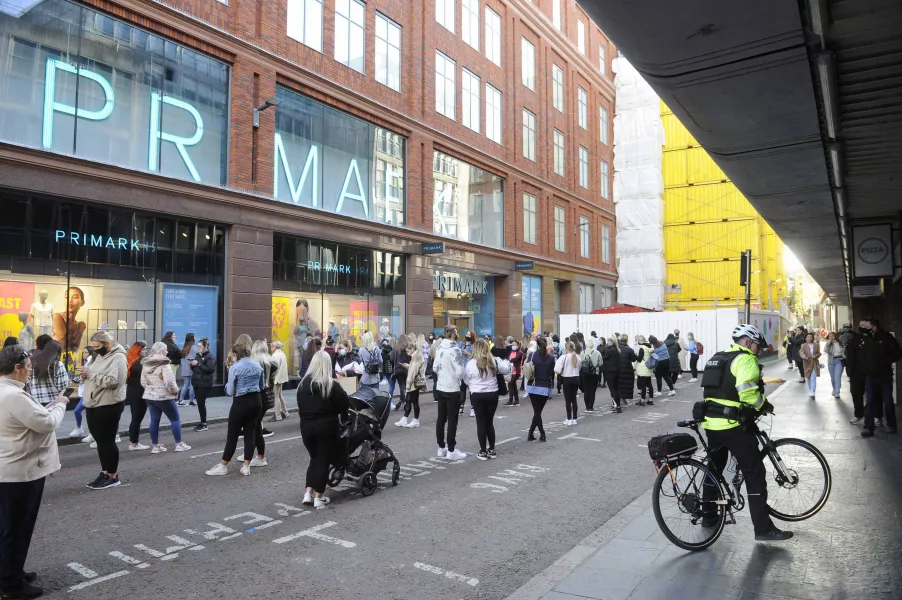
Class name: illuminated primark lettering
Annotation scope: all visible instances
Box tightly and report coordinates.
[432,274,488,295]
[54,230,156,252]
[41,58,205,182]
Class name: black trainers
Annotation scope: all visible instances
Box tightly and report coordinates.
[22,573,36,584]
[861,429,875,438]
[615,407,623,413]
[261,429,275,438]
[754,527,793,541]
[86,472,106,489]
[194,423,208,432]
[487,449,497,459]
[0,582,44,600]
[647,400,655,406]
[637,400,646,406]
[88,474,121,490]
[476,451,488,461]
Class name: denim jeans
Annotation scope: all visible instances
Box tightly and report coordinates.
[808,372,818,396]
[828,359,844,394]
[179,378,195,402]
[73,398,85,428]
[865,373,897,431]
[147,399,183,444]
[388,376,397,398]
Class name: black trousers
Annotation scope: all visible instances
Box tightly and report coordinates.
[604,371,621,406]
[471,392,499,452]
[581,374,599,409]
[655,366,674,392]
[562,376,580,419]
[129,397,147,444]
[404,388,421,419]
[851,373,867,419]
[222,393,262,462]
[434,390,461,451]
[795,359,805,379]
[254,409,266,456]
[86,403,124,474]
[690,354,700,379]
[528,393,548,437]
[301,419,340,494]
[705,427,775,535]
[195,385,211,424]
[637,376,654,399]
[0,478,45,593]
[508,375,520,404]
[459,382,469,407]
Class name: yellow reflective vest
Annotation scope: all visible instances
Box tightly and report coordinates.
[702,344,766,431]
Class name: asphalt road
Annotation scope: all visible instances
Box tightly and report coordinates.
[27,374,779,600]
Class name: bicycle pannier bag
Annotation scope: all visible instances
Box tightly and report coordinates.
[647,433,697,460]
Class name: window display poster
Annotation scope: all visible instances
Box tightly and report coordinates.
[473,277,495,337]
[0,281,35,342]
[522,275,542,336]
[350,301,375,339]
[271,296,293,348]
[160,283,218,355]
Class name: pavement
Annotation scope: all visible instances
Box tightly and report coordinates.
[505,363,902,600]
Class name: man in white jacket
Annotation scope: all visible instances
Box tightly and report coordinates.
[0,345,69,599]
[433,325,467,459]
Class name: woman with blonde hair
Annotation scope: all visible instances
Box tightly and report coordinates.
[226,334,253,372]
[357,331,382,391]
[298,351,350,508]
[250,339,275,463]
[140,342,191,454]
[463,339,511,459]
[554,341,582,425]
[397,341,427,428]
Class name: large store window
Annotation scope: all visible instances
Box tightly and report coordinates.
[272,234,405,373]
[0,190,226,380]
[522,275,542,336]
[274,85,407,227]
[0,0,230,185]
[432,151,504,249]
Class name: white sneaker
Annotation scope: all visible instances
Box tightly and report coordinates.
[677,374,683,379]
[394,416,409,427]
[206,463,228,476]
[521,392,529,399]
[81,434,94,443]
[68,427,84,438]
[250,456,268,467]
[239,464,251,476]
[174,442,192,452]
[688,378,698,383]
[390,403,397,411]
[151,444,167,454]
[115,434,121,443]
[129,443,149,451]
[469,408,475,417]
[797,378,806,383]
[302,492,314,505]
[446,449,467,460]
[668,390,676,396]
[850,417,861,425]
[654,392,661,397]
[314,496,331,508]
[406,418,420,428]
[437,447,447,457]
[89,441,98,449]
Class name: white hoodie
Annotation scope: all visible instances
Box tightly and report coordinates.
[434,338,464,393]
[463,357,511,393]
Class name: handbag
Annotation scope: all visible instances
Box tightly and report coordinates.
[262,387,275,411]
[496,372,508,397]
[522,359,535,382]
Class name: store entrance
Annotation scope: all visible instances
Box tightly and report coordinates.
[433,311,473,335]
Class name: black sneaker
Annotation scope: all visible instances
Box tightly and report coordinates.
[487,449,497,459]
[861,429,875,438]
[193,423,208,432]
[86,472,106,489]
[647,400,655,406]
[637,400,646,406]
[615,407,623,413]
[261,429,275,438]
[476,451,488,461]
[88,474,121,490]
[754,527,793,541]
[0,582,43,600]
[23,573,36,584]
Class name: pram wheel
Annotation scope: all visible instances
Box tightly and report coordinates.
[360,472,378,497]
[328,467,345,487]
[391,461,401,486]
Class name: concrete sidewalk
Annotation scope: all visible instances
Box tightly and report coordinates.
[507,363,902,600]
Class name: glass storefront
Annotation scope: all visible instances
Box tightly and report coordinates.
[432,270,494,338]
[522,275,542,336]
[274,85,406,226]
[272,234,405,372]
[432,151,505,249]
[0,188,226,380]
[0,0,230,185]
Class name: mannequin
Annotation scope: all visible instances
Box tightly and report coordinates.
[17,312,35,350]
[30,290,53,336]
[53,286,87,352]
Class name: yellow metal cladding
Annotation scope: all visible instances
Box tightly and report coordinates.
[662,102,787,310]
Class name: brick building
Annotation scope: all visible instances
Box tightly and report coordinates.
[0,0,616,378]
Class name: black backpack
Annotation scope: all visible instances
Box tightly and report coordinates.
[580,353,597,376]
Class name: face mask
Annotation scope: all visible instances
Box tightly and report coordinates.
[95,346,109,356]
[511,345,518,351]
[339,349,347,356]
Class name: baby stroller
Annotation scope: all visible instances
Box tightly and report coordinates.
[328,386,401,496]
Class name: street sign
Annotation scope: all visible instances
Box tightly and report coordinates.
[515,261,535,270]
[422,242,444,254]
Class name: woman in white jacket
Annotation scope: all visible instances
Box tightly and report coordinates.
[555,341,582,425]
[463,339,510,460]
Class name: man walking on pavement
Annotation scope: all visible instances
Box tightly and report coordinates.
[858,318,901,437]
[790,327,807,383]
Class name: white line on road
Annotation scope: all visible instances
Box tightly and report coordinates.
[67,563,98,579]
[190,434,305,459]
[495,437,520,446]
[557,433,578,440]
[133,544,165,558]
[67,571,129,592]
[272,521,356,548]
[108,551,149,569]
[413,562,479,587]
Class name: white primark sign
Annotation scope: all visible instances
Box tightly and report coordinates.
[432,273,489,295]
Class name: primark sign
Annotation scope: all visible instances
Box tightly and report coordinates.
[433,272,489,295]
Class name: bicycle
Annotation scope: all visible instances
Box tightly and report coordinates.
[649,408,832,551]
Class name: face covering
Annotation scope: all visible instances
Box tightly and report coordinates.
[339,349,347,356]
[94,346,109,356]
[511,345,518,351]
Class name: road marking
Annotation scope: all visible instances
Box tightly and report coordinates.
[190,434,305,459]
[67,563,98,579]
[413,562,479,587]
[108,551,149,569]
[496,437,520,445]
[558,433,578,440]
[274,503,310,517]
[185,522,241,541]
[272,521,356,548]
[67,570,129,592]
[767,379,793,400]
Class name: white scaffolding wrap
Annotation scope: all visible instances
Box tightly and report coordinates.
[613,57,666,310]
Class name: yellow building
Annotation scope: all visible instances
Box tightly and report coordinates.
[661,102,787,310]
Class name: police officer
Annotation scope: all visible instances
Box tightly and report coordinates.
[700,324,793,541]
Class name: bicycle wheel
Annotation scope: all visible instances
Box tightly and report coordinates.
[652,458,727,551]
[765,438,832,521]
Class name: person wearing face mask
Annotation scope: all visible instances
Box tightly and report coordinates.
[334,341,361,383]
[857,318,901,437]
[504,340,524,407]
[459,331,475,416]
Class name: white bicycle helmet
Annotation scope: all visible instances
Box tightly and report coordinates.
[732,324,766,345]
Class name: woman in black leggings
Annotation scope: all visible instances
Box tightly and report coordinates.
[555,342,582,424]
[463,339,510,459]
[397,342,425,428]
[526,338,555,441]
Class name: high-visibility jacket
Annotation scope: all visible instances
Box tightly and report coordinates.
[701,344,766,431]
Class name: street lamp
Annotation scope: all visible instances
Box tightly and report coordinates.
[253,97,282,128]
[251,97,283,185]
